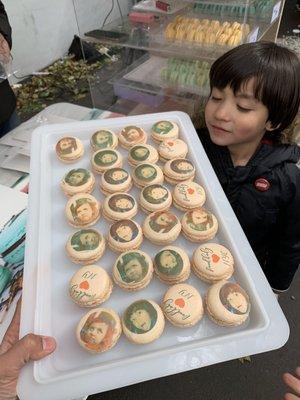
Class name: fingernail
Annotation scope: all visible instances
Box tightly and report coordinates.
[42,336,56,352]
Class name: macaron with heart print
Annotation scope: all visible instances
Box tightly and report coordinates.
[69,265,113,307]
[154,246,190,285]
[139,184,172,214]
[65,193,101,228]
[122,299,165,344]
[66,228,105,265]
[181,207,218,242]
[76,308,122,354]
[108,219,143,253]
[55,136,84,163]
[103,193,138,222]
[91,149,123,174]
[192,243,234,283]
[161,283,204,327]
[173,181,206,211]
[118,125,147,149]
[158,138,188,162]
[90,129,118,151]
[143,210,181,245]
[100,167,132,196]
[132,163,164,189]
[128,143,159,166]
[205,281,251,327]
[163,158,195,185]
[61,168,95,197]
[151,120,179,143]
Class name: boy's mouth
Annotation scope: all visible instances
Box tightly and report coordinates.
[211,124,231,133]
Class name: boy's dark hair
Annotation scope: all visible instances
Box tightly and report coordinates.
[209,42,300,136]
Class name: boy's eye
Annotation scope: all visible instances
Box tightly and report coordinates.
[211,96,222,101]
[237,105,252,112]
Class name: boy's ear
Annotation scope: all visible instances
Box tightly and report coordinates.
[265,120,280,132]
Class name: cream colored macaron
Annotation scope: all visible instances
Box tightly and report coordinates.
[158,139,188,162]
[55,136,84,163]
[151,120,179,143]
[163,158,195,185]
[154,246,190,284]
[100,168,132,196]
[108,219,143,253]
[173,182,206,211]
[143,210,181,245]
[139,184,172,214]
[181,208,218,242]
[162,283,204,327]
[205,281,251,327]
[65,193,101,228]
[76,308,121,354]
[118,125,147,149]
[103,193,138,222]
[128,144,159,166]
[90,129,118,151]
[91,149,123,174]
[122,299,165,344]
[69,265,113,307]
[61,168,95,197]
[113,250,153,291]
[192,243,234,283]
[132,163,164,189]
[66,229,105,265]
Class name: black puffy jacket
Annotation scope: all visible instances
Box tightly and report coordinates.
[0,0,16,125]
[198,130,300,291]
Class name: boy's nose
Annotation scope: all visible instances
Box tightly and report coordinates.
[214,103,231,122]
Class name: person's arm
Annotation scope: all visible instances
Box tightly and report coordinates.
[0,1,12,48]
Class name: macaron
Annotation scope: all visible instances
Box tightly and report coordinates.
[161,283,204,327]
[90,129,118,151]
[151,121,179,143]
[118,125,147,149]
[108,219,143,253]
[113,250,153,291]
[103,193,138,222]
[128,144,159,166]
[205,280,251,327]
[132,163,164,189]
[122,299,165,344]
[61,168,95,197]
[139,184,172,213]
[65,193,101,228]
[66,229,105,265]
[143,210,181,245]
[91,149,123,174]
[76,308,121,354]
[173,181,206,211]
[154,246,190,284]
[158,139,188,162]
[181,208,218,242]
[192,243,234,283]
[69,265,113,307]
[100,167,132,196]
[163,158,196,185]
[55,136,84,163]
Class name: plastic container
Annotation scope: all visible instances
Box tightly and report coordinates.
[18,111,289,400]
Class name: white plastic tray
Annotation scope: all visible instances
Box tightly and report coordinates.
[18,112,289,400]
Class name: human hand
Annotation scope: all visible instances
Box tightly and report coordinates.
[0,298,56,400]
[283,367,300,400]
[0,33,10,63]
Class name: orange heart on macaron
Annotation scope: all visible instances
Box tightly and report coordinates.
[212,254,220,263]
[175,298,185,308]
[79,280,89,290]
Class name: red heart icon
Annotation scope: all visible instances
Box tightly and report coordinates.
[79,280,89,290]
[187,188,194,195]
[167,141,174,146]
[175,298,185,308]
[212,254,220,263]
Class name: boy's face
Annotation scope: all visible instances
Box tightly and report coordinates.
[205,79,271,150]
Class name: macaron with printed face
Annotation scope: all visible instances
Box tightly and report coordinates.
[108,219,143,253]
[69,265,113,307]
[158,139,188,162]
[55,136,84,163]
[76,308,121,354]
[173,182,206,211]
[90,129,118,151]
[162,283,204,327]
[65,193,101,228]
[128,144,159,166]
[181,207,218,242]
[139,184,172,214]
[61,168,95,197]
[151,120,179,143]
[103,193,138,222]
[122,299,165,344]
[91,149,123,174]
[66,229,105,265]
[154,246,190,285]
[118,125,147,149]
[163,158,196,185]
[192,243,234,284]
[100,167,132,196]
[113,250,153,291]
[143,210,181,245]
[205,281,251,327]
[132,163,164,189]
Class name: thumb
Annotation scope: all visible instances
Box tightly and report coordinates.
[1,333,56,373]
